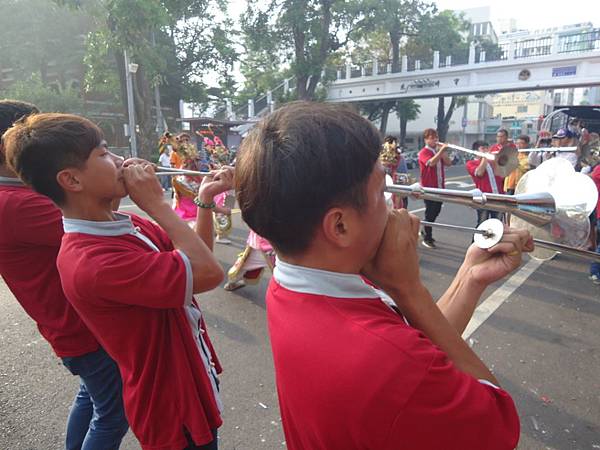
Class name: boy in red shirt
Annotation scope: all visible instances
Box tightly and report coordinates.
[466,140,507,227]
[235,101,533,450]
[5,113,231,450]
[418,128,452,248]
[0,101,128,449]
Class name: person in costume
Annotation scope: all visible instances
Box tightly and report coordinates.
[223,230,275,291]
[205,135,235,244]
[172,133,203,224]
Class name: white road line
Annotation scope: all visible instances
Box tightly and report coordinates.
[409,207,426,214]
[462,257,544,339]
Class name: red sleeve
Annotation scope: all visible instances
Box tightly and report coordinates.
[385,349,520,450]
[591,166,600,183]
[466,160,478,178]
[418,148,432,165]
[88,245,191,309]
[9,192,63,247]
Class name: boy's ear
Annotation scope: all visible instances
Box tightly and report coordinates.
[56,168,84,194]
[321,207,355,249]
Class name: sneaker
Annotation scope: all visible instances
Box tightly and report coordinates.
[224,280,245,291]
[591,275,600,285]
[216,237,232,245]
[422,239,436,249]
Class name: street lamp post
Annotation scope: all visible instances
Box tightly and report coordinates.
[124,49,138,158]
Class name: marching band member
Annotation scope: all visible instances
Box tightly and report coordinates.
[0,102,128,449]
[466,140,506,227]
[235,101,531,450]
[5,112,232,450]
[418,128,452,248]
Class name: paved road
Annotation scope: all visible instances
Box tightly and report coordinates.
[1,165,599,449]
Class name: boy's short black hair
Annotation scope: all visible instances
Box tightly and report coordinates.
[497,128,509,138]
[384,135,397,144]
[516,134,530,144]
[472,140,489,150]
[235,101,382,256]
[0,99,39,165]
[3,113,103,205]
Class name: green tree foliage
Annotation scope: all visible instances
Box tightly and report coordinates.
[351,0,435,133]
[404,10,482,141]
[241,0,364,101]
[1,74,85,113]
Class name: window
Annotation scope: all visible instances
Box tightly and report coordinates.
[517,105,528,113]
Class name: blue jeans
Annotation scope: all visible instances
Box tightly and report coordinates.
[591,221,600,277]
[62,348,128,450]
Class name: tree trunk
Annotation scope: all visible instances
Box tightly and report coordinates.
[400,116,408,147]
[379,101,394,134]
[133,65,156,160]
[390,31,401,72]
[436,96,459,142]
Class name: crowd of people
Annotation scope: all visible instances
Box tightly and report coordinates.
[380,124,600,284]
[0,97,596,450]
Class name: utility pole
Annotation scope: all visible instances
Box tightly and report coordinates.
[124,49,138,158]
[152,32,165,135]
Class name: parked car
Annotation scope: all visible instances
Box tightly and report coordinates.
[402,150,419,170]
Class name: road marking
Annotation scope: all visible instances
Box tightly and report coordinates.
[445,175,471,182]
[445,181,475,189]
[462,257,544,340]
[409,207,425,214]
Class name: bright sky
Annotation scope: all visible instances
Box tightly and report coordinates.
[227,0,597,30]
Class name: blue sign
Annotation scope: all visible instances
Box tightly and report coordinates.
[552,66,577,77]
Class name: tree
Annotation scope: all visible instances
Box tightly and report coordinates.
[404,10,470,141]
[241,0,364,101]
[352,0,435,132]
[57,0,237,158]
[1,74,85,113]
[396,99,421,146]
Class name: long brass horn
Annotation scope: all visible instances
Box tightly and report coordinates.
[441,143,519,177]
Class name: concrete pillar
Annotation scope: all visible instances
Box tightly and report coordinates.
[433,51,440,70]
[415,60,421,70]
[401,55,408,72]
[284,78,290,94]
[387,63,392,74]
[267,90,274,113]
[248,99,254,118]
[373,58,379,76]
[346,63,352,79]
[468,42,476,65]
[480,50,486,62]
[446,55,452,66]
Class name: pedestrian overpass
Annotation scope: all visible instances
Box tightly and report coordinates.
[327,33,600,103]
[225,27,600,121]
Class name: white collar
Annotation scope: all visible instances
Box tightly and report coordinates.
[274,258,381,299]
[0,176,25,186]
[63,212,135,236]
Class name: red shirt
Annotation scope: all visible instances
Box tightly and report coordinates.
[466,159,506,194]
[418,146,445,188]
[0,180,98,357]
[592,165,600,219]
[267,260,520,450]
[58,213,222,450]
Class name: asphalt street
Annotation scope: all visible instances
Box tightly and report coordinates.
[1,164,599,450]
